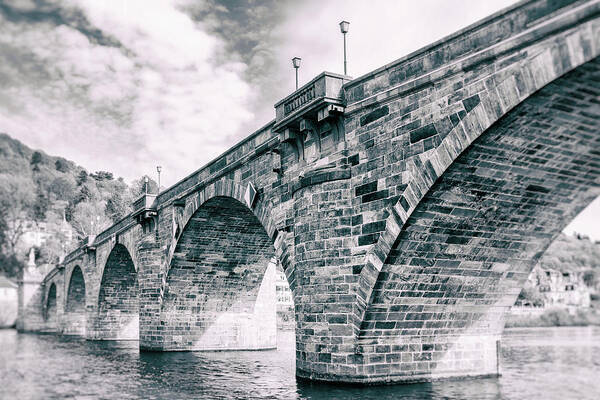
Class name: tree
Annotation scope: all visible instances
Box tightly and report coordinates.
[0,175,35,254]
[48,177,75,201]
[516,286,544,307]
[105,193,132,223]
[54,159,69,173]
[0,214,7,249]
[0,252,23,279]
[583,270,597,288]
[33,232,69,265]
[76,170,88,186]
[90,171,114,181]
[30,191,49,222]
[30,151,42,170]
[130,175,159,197]
[70,201,112,240]
[72,182,100,206]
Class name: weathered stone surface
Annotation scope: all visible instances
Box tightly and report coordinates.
[19,0,600,385]
[63,266,86,336]
[90,244,139,340]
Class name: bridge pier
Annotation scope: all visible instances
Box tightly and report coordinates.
[137,236,165,350]
[291,163,362,380]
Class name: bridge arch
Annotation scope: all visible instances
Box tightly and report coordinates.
[64,265,86,335]
[358,26,600,319]
[159,191,289,351]
[93,243,139,340]
[43,282,57,331]
[358,56,600,380]
[169,178,292,288]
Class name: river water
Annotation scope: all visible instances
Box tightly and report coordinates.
[0,327,599,399]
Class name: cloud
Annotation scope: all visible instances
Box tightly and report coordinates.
[0,0,255,185]
[271,0,519,88]
[1,0,526,186]
[0,0,597,240]
[0,0,597,236]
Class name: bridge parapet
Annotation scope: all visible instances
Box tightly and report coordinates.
[132,193,158,225]
[344,0,596,106]
[274,72,352,169]
[274,72,351,130]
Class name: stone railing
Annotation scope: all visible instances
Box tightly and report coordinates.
[274,72,351,129]
[283,84,316,116]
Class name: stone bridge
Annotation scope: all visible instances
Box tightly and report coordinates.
[17,0,600,384]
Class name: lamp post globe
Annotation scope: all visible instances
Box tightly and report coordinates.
[339,20,349,34]
[339,21,350,75]
[292,57,302,89]
[156,165,162,193]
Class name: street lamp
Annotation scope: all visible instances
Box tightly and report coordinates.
[156,165,162,193]
[339,20,350,75]
[292,57,301,90]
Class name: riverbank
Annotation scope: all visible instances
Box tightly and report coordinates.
[505,307,600,328]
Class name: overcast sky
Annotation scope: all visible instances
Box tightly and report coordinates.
[0,0,598,239]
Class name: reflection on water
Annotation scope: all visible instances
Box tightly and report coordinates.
[0,327,599,399]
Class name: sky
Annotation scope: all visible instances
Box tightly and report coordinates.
[0,0,598,239]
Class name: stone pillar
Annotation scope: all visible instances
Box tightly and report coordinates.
[292,165,360,381]
[138,236,164,350]
[16,266,44,332]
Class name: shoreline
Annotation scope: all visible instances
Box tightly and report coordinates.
[505,307,600,328]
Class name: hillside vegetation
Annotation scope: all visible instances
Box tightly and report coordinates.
[0,133,157,277]
[538,233,600,273]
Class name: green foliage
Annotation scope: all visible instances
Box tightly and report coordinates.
[70,200,112,239]
[90,171,114,181]
[540,233,600,273]
[505,308,600,328]
[583,270,598,287]
[76,170,88,186]
[540,308,578,326]
[54,159,69,173]
[32,232,67,265]
[0,214,7,248]
[517,287,544,307]
[30,191,49,222]
[131,175,159,197]
[0,174,35,253]
[48,177,75,201]
[0,252,23,279]
[105,191,133,223]
[30,151,42,167]
[0,133,145,250]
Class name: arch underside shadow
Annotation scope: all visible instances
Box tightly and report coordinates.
[64,266,86,336]
[360,57,599,378]
[94,244,139,340]
[159,196,279,351]
[44,283,57,332]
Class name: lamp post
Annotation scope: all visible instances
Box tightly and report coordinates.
[144,176,149,195]
[156,165,162,193]
[339,20,350,75]
[292,57,301,90]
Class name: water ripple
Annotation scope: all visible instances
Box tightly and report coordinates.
[0,327,599,399]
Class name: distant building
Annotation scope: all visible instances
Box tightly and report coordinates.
[275,264,294,330]
[19,212,75,261]
[0,274,18,328]
[275,268,293,305]
[519,265,591,312]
